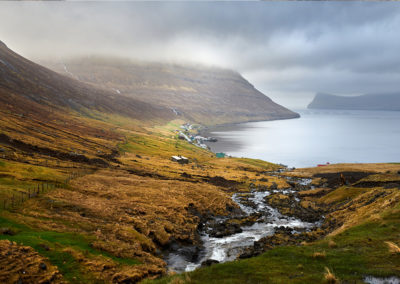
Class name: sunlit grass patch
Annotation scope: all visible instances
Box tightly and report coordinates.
[0,159,69,207]
[0,159,66,181]
[312,251,326,259]
[118,133,210,161]
[324,267,338,284]
[235,157,281,171]
[318,186,371,205]
[385,241,400,254]
[0,215,140,282]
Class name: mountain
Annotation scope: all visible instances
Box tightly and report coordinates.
[308,92,400,111]
[44,57,299,125]
[0,40,174,165]
[0,41,174,122]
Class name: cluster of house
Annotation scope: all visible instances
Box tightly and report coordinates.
[171,153,225,165]
[170,123,226,165]
[177,124,217,150]
[171,155,189,164]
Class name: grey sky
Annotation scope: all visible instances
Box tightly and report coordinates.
[1,1,400,108]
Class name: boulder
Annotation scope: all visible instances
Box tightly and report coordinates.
[201,259,219,267]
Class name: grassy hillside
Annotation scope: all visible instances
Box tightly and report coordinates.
[0,40,175,173]
[0,119,291,283]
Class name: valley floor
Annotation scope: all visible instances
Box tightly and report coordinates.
[0,119,399,283]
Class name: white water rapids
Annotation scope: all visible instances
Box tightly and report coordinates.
[165,180,319,272]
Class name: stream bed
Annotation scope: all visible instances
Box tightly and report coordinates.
[165,178,320,272]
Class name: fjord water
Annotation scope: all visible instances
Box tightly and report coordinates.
[205,110,400,168]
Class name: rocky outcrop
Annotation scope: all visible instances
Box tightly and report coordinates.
[239,226,327,259]
[264,193,322,223]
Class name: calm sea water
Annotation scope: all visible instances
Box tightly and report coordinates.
[204,110,400,168]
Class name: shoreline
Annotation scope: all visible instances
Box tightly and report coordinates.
[198,113,301,134]
[197,109,400,168]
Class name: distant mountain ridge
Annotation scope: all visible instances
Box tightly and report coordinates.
[44,57,299,125]
[308,92,400,111]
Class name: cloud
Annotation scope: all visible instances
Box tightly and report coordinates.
[0,1,400,107]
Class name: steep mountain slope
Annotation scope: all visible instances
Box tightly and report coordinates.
[0,41,174,122]
[44,57,299,125]
[308,92,400,111]
[0,40,174,165]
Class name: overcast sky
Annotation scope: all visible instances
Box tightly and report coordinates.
[1,1,400,108]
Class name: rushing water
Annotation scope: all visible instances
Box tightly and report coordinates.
[364,276,400,284]
[203,110,400,168]
[165,178,318,272]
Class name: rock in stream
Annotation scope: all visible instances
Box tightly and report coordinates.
[165,183,320,272]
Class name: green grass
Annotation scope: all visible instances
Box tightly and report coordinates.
[148,204,400,284]
[319,186,372,205]
[235,157,280,171]
[0,215,140,283]
[0,159,66,182]
[0,159,69,209]
[118,134,209,159]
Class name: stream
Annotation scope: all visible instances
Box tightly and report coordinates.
[165,178,320,272]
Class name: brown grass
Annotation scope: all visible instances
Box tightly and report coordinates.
[184,273,192,282]
[0,114,293,282]
[168,277,185,284]
[385,241,400,254]
[0,240,63,284]
[324,267,338,283]
[328,240,337,248]
[327,188,400,236]
[312,251,326,259]
[8,167,239,281]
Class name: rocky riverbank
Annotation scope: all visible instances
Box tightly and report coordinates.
[154,163,400,284]
[164,169,326,272]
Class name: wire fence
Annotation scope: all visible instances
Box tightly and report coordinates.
[1,171,89,211]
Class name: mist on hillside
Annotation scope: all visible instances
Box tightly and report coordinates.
[1,1,400,108]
